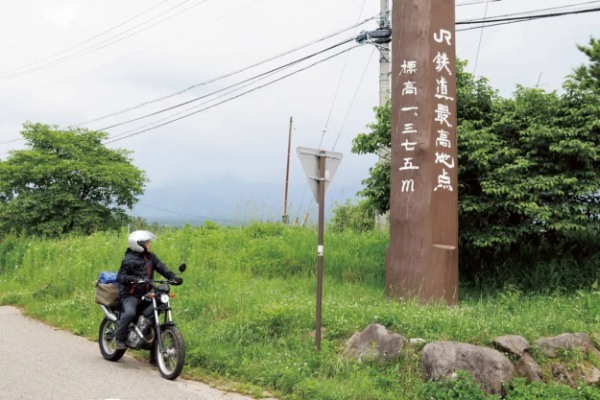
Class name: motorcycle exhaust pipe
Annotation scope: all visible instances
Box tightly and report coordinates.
[100,305,118,322]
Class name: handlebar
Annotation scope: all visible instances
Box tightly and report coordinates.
[131,278,183,286]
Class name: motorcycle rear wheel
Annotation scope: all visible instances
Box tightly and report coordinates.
[99,317,126,361]
[156,325,185,380]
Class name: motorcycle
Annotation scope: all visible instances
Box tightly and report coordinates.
[97,263,187,380]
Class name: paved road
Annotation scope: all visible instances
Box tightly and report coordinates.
[0,306,259,400]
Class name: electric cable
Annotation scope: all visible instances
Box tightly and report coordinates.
[103,45,361,144]
[331,47,375,151]
[457,0,501,6]
[105,62,293,141]
[457,4,600,26]
[73,15,377,127]
[97,37,357,133]
[297,0,370,221]
[0,0,209,79]
[0,0,169,76]
[138,202,240,223]
[299,47,375,219]
[472,0,491,75]
[318,0,369,149]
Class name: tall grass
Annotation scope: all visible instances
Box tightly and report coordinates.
[0,224,599,399]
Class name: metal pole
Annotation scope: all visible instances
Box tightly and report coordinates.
[315,151,326,351]
[283,117,293,224]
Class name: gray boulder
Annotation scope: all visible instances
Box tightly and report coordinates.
[535,333,598,358]
[343,323,405,362]
[421,341,515,395]
[552,364,577,389]
[493,335,530,357]
[582,364,600,385]
[515,352,544,383]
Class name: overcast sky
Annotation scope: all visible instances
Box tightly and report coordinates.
[0,0,597,224]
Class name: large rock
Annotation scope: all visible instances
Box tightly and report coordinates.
[552,364,577,389]
[421,341,515,395]
[515,352,544,383]
[343,323,405,362]
[534,333,598,358]
[493,335,529,357]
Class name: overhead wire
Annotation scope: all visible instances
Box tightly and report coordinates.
[73,15,378,128]
[100,4,600,144]
[331,47,375,151]
[0,0,169,77]
[298,0,369,220]
[457,0,501,6]
[104,44,361,144]
[472,0,491,75]
[0,0,210,79]
[97,37,357,133]
[138,202,240,223]
[457,3,600,27]
[318,0,369,149]
[3,5,598,149]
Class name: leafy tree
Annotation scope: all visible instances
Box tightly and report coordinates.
[0,123,147,236]
[352,40,600,272]
[458,40,600,254]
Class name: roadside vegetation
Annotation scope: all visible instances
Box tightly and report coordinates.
[0,223,599,399]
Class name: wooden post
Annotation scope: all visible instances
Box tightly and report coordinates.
[386,0,459,305]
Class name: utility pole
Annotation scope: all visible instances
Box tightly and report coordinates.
[376,0,391,229]
[379,0,391,108]
[282,117,293,224]
[387,0,459,305]
[357,3,392,229]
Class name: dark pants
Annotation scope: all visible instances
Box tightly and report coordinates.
[115,296,154,341]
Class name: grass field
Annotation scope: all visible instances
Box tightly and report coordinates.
[0,223,599,399]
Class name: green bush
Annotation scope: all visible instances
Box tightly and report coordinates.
[329,199,376,233]
[420,371,496,399]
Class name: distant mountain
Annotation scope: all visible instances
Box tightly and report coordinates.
[130,176,363,226]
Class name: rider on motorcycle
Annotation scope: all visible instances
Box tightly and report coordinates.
[115,230,183,350]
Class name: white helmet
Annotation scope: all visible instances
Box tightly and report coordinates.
[128,230,157,252]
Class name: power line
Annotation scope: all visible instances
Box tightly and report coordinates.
[457,0,501,6]
[0,0,169,76]
[318,0,369,149]
[137,203,240,223]
[103,45,360,144]
[97,37,357,133]
[3,5,598,146]
[332,47,375,151]
[73,16,377,128]
[472,0,491,75]
[457,4,600,26]
[0,0,209,79]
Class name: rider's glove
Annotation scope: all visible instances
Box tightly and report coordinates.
[171,276,183,285]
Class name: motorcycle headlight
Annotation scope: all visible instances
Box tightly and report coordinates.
[160,293,170,304]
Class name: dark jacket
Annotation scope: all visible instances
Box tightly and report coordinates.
[117,249,176,298]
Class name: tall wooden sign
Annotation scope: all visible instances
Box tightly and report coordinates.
[387,0,458,304]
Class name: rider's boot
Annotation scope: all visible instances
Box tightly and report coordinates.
[115,335,127,350]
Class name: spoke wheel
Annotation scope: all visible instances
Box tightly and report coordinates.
[99,317,126,361]
[156,325,185,380]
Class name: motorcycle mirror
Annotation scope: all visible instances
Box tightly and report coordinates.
[178,263,187,273]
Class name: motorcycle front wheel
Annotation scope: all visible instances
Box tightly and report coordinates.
[99,317,126,361]
[156,325,185,380]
